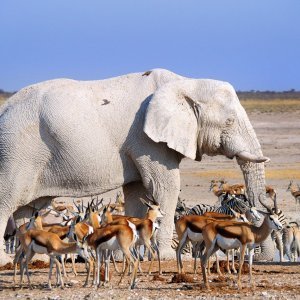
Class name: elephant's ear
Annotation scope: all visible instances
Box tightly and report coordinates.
[144,80,199,160]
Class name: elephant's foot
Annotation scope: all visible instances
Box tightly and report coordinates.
[158,247,176,260]
[0,251,13,266]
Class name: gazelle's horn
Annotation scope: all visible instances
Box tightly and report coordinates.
[139,197,152,208]
[273,193,279,214]
[258,193,273,214]
[145,193,159,205]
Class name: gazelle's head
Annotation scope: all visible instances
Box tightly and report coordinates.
[74,233,90,260]
[140,197,166,220]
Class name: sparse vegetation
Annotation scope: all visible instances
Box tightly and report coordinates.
[240,99,300,113]
[184,166,300,180]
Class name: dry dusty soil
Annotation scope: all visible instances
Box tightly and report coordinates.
[1,100,300,299]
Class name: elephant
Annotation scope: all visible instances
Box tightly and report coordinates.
[0,68,272,265]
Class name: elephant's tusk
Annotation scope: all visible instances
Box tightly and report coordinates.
[236,151,270,163]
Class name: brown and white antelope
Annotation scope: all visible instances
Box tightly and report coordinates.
[84,221,139,289]
[200,195,283,290]
[19,224,90,289]
[101,197,165,275]
[287,180,300,205]
[219,180,246,195]
[175,206,260,275]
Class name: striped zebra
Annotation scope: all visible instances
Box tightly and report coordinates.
[188,193,252,216]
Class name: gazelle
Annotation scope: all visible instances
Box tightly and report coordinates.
[20,225,90,289]
[282,222,300,261]
[84,221,139,289]
[219,180,246,195]
[101,197,165,275]
[200,195,283,289]
[265,185,276,201]
[175,207,260,275]
[287,180,300,205]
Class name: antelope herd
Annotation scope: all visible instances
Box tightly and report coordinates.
[2,180,300,291]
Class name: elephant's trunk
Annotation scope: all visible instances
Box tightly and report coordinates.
[236,120,275,261]
[239,159,275,261]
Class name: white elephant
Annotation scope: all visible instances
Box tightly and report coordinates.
[0,69,270,265]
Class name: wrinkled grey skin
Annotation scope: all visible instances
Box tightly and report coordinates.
[0,69,270,265]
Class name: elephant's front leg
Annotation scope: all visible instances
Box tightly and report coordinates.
[125,152,181,260]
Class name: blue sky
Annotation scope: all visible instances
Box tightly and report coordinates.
[1,1,299,91]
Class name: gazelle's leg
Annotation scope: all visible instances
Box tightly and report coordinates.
[118,253,130,286]
[24,249,35,290]
[237,245,247,290]
[151,233,162,275]
[216,252,222,275]
[207,257,211,275]
[48,257,54,289]
[226,251,231,274]
[121,248,138,289]
[145,241,156,275]
[97,249,103,287]
[111,251,122,274]
[104,250,111,283]
[60,254,67,278]
[249,248,255,288]
[176,231,189,274]
[71,254,77,276]
[232,249,237,273]
[14,246,24,283]
[52,256,64,288]
[201,243,219,289]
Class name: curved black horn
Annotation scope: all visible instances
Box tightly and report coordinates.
[273,194,279,214]
[258,193,273,214]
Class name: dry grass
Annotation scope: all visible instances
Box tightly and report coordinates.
[184,167,300,180]
[240,99,300,113]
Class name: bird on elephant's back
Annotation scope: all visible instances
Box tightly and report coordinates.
[0,68,271,265]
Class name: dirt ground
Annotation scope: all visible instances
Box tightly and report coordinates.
[1,102,300,299]
[1,261,300,299]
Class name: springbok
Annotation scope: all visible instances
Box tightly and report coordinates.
[19,224,90,289]
[287,180,300,205]
[219,180,246,195]
[200,195,283,289]
[84,220,139,289]
[101,197,165,275]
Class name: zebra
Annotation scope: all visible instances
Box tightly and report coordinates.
[188,193,252,216]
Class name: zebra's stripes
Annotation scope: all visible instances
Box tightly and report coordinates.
[188,194,251,216]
